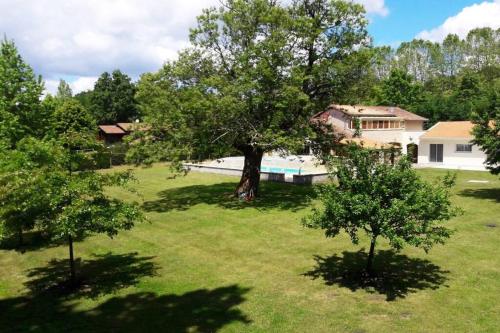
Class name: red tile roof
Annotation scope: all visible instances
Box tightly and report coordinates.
[325,104,428,121]
[98,125,126,135]
[117,123,134,131]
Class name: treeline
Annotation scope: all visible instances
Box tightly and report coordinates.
[340,27,499,125]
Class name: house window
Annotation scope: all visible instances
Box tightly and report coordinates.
[456,144,472,152]
[361,121,367,129]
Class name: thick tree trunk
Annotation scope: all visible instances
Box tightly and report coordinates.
[235,145,264,201]
[366,237,377,276]
[68,235,76,285]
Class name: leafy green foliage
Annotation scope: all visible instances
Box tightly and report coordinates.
[0,138,62,242]
[56,79,73,100]
[376,69,423,110]
[0,38,46,146]
[129,0,368,197]
[90,70,138,124]
[472,85,500,174]
[303,146,460,272]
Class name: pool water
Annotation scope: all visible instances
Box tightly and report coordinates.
[261,166,304,175]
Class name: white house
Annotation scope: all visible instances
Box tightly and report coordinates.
[313,104,428,157]
[418,121,487,171]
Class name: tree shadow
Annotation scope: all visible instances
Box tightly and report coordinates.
[142,181,316,213]
[0,285,251,333]
[0,230,55,252]
[303,250,449,301]
[24,252,158,298]
[458,188,500,203]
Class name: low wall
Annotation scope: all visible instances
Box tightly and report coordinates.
[183,164,329,185]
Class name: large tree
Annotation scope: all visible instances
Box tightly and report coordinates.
[0,38,46,146]
[90,70,138,124]
[303,146,459,275]
[131,0,368,199]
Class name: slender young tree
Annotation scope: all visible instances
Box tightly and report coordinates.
[0,138,60,245]
[42,164,144,284]
[56,79,73,100]
[303,146,459,275]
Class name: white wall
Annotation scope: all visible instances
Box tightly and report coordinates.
[418,138,487,170]
[405,120,425,131]
[328,109,351,131]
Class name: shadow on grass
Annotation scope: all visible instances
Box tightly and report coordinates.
[142,181,316,213]
[0,251,251,332]
[24,252,158,299]
[304,250,449,301]
[0,231,59,253]
[0,285,251,332]
[459,188,500,203]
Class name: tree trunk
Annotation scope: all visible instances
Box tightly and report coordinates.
[366,237,377,276]
[18,228,23,247]
[68,235,76,285]
[235,145,264,201]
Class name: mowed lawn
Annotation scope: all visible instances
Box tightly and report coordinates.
[0,165,499,332]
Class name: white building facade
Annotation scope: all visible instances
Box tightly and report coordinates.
[314,104,428,155]
[417,121,487,171]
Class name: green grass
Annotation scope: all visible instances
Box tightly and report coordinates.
[1,165,499,332]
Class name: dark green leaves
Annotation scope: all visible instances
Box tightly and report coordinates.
[304,146,460,253]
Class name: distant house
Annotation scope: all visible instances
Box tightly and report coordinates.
[313,104,428,159]
[98,122,136,145]
[418,121,487,170]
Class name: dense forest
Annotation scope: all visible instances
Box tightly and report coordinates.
[325,27,499,126]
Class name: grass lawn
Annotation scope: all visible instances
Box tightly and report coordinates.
[1,165,499,332]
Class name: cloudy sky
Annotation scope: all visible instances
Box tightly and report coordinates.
[0,0,498,95]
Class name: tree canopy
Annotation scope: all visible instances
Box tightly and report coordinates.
[90,70,139,124]
[304,146,460,274]
[0,38,46,146]
[129,0,369,199]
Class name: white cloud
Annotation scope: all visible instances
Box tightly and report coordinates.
[355,0,389,17]
[1,0,388,90]
[71,77,99,94]
[1,0,220,82]
[416,0,500,42]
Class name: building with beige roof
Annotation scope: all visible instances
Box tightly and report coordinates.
[417,121,487,171]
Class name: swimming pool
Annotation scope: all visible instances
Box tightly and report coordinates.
[261,166,304,175]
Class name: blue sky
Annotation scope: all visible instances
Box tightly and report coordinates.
[369,0,488,45]
[368,0,487,46]
[0,0,498,94]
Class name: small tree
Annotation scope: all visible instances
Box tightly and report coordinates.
[42,166,144,284]
[56,79,73,100]
[0,138,60,245]
[303,146,459,275]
